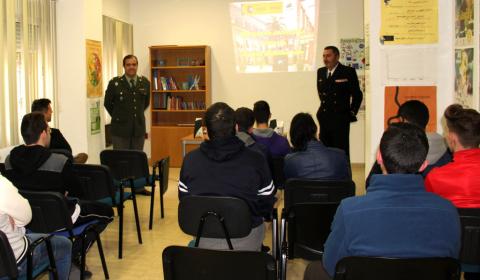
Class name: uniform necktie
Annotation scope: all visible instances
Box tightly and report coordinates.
[327,71,332,79]
[130,79,135,88]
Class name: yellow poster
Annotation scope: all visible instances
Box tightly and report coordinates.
[380,0,438,45]
[86,39,103,98]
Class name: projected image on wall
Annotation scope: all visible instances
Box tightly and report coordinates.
[230,0,319,73]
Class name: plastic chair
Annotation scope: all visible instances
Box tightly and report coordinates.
[100,150,166,230]
[457,208,480,274]
[0,230,59,280]
[333,256,461,280]
[72,163,140,259]
[19,191,109,280]
[162,245,277,280]
[279,179,355,279]
[179,195,278,258]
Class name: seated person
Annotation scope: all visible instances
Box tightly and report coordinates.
[425,104,480,207]
[0,174,71,280]
[252,100,290,157]
[304,122,461,280]
[235,107,269,159]
[31,98,88,163]
[366,100,452,188]
[284,113,350,180]
[3,112,113,274]
[178,102,275,251]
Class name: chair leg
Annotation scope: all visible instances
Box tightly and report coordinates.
[118,203,124,259]
[95,231,110,279]
[80,234,86,280]
[131,190,143,244]
[160,187,165,219]
[45,238,59,280]
[149,183,155,230]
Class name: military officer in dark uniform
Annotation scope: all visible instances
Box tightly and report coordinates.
[316,46,363,157]
[105,54,150,151]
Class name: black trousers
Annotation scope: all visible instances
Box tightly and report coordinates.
[317,110,350,157]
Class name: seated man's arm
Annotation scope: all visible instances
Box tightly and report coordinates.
[178,160,191,200]
[51,129,72,153]
[322,203,348,277]
[0,176,32,227]
[255,156,275,218]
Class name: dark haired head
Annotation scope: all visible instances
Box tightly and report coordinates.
[123,54,138,66]
[324,46,340,56]
[235,107,255,133]
[290,113,317,151]
[204,102,236,140]
[379,122,428,174]
[21,112,48,145]
[444,104,480,149]
[31,98,51,113]
[397,100,429,129]
[253,100,271,124]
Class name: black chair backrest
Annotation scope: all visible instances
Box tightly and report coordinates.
[159,157,170,195]
[284,179,355,209]
[178,196,251,239]
[50,149,74,162]
[334,256,461,280]
[457,208,480,265]
[72,163,116,202]
[0,230,18,279]
[100,149,149,181]
[19,190,74,234]
[163,246,277,280]
[271,156,286,190]
[0,162,6,176]
[289,202,340,257]
[284,179,355,259]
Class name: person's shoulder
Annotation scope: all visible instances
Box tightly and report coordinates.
[138,75,150,83]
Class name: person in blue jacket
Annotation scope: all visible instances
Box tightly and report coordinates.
[304,122,461,280]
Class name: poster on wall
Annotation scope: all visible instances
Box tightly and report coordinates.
[384,86,437,132]
[455,0,474,46]
[454,48,474,107]
[86,39,103,98]
[380,0,438,45]
[90,100,101,135]
[340,38,365,111]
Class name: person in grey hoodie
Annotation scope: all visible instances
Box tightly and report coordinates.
[366,100,452,188]
[0,175,71,280]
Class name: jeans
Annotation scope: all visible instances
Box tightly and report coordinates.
[15,234,72,280]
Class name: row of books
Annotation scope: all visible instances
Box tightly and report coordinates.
[153,93,206,110]
[152,70,202,91]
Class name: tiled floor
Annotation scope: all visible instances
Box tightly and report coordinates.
[44,164,366,279]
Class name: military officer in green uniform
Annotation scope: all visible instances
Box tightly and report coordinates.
[105,54,150,150]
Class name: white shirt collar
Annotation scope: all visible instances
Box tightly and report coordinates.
[328,63,339,76]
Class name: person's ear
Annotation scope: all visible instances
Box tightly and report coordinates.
[376,149,387,175]
[418,160,430,172]
[376,149,383,165]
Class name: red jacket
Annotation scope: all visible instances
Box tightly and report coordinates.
[425,148,480,208]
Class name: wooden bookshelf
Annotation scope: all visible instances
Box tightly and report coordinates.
[149,45,211,167]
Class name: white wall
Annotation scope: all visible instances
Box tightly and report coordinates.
[128,0,365,162]
[102,0,130,23]
[366,0,455,170]
[56,0,108,164]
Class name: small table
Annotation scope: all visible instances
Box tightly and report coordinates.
[181,134,204,157]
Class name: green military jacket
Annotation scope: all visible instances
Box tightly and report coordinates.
[104,75,150,137]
